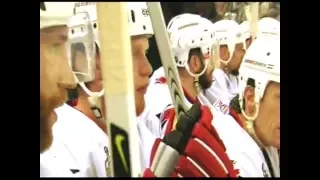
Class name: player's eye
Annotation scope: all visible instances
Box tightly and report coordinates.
[53,42,64,49]
[50,42,65,55]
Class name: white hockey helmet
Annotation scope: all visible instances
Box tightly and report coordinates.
[127,2,154,37]
[240,21,251,40]
[212,19,245,65]
[257,17,280,37]
[40,2,96,83]
[238,36,280,121]
[75,3,104,97]
[167,13,216,77]
[76,2,154,47]
[239,20,252,50]
[74,2,154,98]
[40,2,76,29]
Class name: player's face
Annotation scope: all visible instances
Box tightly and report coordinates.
[86,46,103,92]
[228,42,245,76]
[74,51,88,74]
[199,58,214,90]
[255,82,280,149]
[40,26,77,153]
[131,36,153,116]
[245,37,253,50]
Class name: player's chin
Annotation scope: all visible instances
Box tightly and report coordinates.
[40,127,53,153]
[40,108,54,153]
[273,129,280,149]
[273,138,280,149]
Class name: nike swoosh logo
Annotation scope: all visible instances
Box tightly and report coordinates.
[70,169,80,174]
[115,134,129,173]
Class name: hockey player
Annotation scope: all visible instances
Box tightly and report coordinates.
[143,13,239,177]
[40,2,95,154]
[72,2,161,171]
[145,14,216,119]
[221,36,280,177]
[40,2,105,177]
[205,19,245,115]
[41,44,110,177]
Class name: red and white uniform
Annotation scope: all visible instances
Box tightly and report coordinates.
[146,71,275,177]
[146,71,239,177]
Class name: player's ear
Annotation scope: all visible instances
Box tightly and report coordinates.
[189,55,201,73]
[219,45,230,61]
[244,86,255,116]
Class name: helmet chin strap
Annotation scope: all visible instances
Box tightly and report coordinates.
[79,82,106,127]
[239,94,265,148]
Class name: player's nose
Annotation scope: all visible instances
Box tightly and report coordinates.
[58,63,78,89]
[139,56,153,77]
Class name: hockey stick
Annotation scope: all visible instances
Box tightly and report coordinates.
[145,2,197,177]
[147,2,188,122]
[97,2,141,177]
[249,2,259,39]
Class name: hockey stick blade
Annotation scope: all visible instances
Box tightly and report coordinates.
[97,2,141,177]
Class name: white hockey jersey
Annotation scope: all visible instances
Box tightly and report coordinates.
[212,111,274,177]
[205,69,239,115]
[137,106,162,170]
[40,104,110,177]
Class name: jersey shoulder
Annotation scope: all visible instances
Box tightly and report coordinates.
[145,69,173,118]
[54,104,108,143]
[50,104,110,177]
[212,113,268,177]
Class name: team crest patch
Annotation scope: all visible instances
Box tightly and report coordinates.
[213,99,229,114]
[155,77,167,84]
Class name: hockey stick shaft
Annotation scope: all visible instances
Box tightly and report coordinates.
[97,2,141,177]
